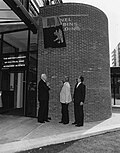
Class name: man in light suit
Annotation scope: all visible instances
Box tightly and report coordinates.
[59,76,72,124]
[38,74,50,123]
[72,76,86,127]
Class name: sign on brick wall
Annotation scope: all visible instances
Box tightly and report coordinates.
[1,52,27,72]
[42,16,66,48]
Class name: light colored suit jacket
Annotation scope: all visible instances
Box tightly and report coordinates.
[60,82,72,103]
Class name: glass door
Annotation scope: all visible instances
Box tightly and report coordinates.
[25,51,37,117]
[111,75,120,105]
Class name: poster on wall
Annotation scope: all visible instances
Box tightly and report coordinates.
[42,16,66,48]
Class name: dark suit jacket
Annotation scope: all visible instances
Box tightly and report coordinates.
[38,79,50,102]
[73,82,86,104]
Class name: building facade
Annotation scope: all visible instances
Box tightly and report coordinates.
[111,43,120,67]
[38,3,112,122]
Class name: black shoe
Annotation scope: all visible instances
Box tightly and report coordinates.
[75,124,83,127]
[63,122,69,124]
[45,120,50,122]
[59,121,63,123]
[38,121,45,123]
[72,122,77,125]
[48,117,51,120]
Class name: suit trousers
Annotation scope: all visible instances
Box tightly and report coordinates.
[38,100,48,122]
[61,103,69,124]
[74,103,84,125]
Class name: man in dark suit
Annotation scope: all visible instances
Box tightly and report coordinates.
[72,76,86,127]
[38,74,50,123]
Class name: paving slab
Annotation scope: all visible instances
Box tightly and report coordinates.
[0,112,120,153]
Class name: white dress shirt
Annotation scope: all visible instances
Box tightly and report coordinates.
[76,82,81,88]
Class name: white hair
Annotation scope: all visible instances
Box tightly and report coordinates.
[41,74,47,80]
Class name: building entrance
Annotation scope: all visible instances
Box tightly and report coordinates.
[0,53,37,117]
[0,31,38,117]
[0,71,25,116]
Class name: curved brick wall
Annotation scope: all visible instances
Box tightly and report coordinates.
[38,3,112,122]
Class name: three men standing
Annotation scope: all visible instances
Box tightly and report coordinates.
[38,74,86,127]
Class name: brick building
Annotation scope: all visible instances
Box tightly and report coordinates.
[38,3,112,122]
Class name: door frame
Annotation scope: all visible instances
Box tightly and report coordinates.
[0,30,38,117]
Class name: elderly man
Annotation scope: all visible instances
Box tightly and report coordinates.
[38,74,50,123]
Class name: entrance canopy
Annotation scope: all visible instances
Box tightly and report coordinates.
[0,0,27,33]
[2,0,43,34]
[0,0,44,50]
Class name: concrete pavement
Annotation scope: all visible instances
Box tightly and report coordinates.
[0,106,120,153]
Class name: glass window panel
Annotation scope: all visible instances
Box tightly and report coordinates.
[3,41,16,53]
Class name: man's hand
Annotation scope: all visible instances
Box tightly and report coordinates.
[80,102,83,105]
[47,82,50,87]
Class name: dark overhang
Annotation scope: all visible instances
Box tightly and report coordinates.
[3,0,38,34]
[111,67,120,76]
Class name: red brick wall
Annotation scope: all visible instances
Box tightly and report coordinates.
[37,3,112,122]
